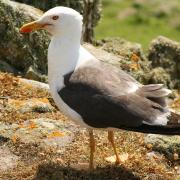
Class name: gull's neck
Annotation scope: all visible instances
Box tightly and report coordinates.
[48,29,95,91]
[48,32,81,90]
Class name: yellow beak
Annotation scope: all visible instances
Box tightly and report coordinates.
[20,21,47,33]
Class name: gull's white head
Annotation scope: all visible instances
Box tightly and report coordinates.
[20,7,83,37]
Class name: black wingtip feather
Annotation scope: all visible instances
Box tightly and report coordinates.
[122,124,180,135]
[120,112,180,135]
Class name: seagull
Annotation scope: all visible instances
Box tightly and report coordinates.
[20,7,180,169]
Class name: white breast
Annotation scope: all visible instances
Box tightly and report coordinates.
[48,37,94,128]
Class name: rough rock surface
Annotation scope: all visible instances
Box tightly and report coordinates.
[96,38,145,58]
[148,36,180,89]
[0,0,49,80]
[93,38,152,84]
[13,0,102,42]
[145,134,180,160]
[7,98,54,113]
[19,78,50,91]
[0,146,19,171]
[0,118,79,149]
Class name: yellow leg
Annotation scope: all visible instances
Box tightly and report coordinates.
[108,131,120,164]
[89,129,95,170]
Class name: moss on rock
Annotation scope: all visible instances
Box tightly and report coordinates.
[148,36,180,89]
[145,134,180,160]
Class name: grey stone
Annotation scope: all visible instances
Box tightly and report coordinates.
[7,98,54,113]
[84,43,124,66]
[145,134,180,160]
[0,118,80,150]
[0,146,19,171]
[19,78,49,91]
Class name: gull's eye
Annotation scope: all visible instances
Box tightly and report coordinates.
[52,16,59,20]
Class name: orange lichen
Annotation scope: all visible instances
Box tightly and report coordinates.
[8,99,25,108]
[28,122,37,129]
[47,131,64,138]
[31,98,50,104]
[131,53,140,62]
[146,143,153,149]
[12,134,19,143]
[129,62,140,71]
[19,123,25,128]
[170,98,180,109]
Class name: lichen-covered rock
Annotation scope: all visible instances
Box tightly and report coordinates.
[0,118,79,150]
[96,38,144,57]
[24,65,48,82]
[148,67,172,87]
[7,98,54,113]
[94,38,152,84]
[0,146,19,171]
[148,36,180,89]
[13,0,102,42]
[0,0,49,78]
[145,134,180,160]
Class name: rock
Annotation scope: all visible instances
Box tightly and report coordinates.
[0,146,19,171]
[0,0,49,79]
[148,36,180,89]
[96,38,144,57]
[8,98,53,113]
[19,78,49,91]
[13,0,102,43]
[92,38,152,84]
[0,60,18,73]
[0,118,79,150]
[146,151,163,161]
[148,67,172,87]
[145,134,180,160]
[24,66,48,82]
[84,43,124,65]
[7,98,54,113]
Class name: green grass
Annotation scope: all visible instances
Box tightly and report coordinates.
[95,0,180,49]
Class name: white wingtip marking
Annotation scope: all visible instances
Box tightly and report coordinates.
[153,111,170,126]
[163,89,172,95]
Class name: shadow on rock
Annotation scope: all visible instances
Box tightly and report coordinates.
[34,162,140,180]
[0,136,9,145]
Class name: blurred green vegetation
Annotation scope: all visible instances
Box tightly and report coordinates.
[95,0,180,49]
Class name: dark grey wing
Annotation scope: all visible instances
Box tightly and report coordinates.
[58,60,176,130]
